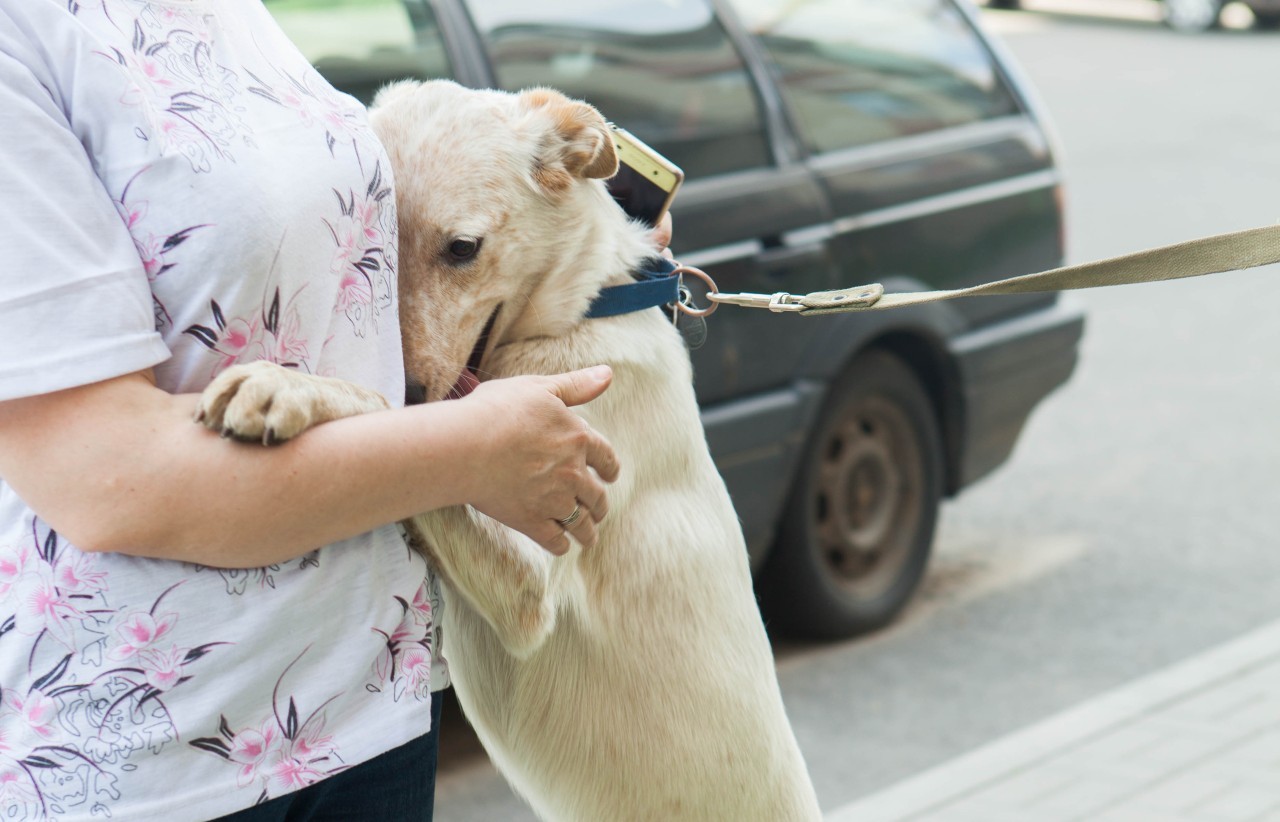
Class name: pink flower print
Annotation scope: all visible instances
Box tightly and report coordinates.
[3,691,59,744]
[390,612,421,648]
[277,73,362,147]
[408,582,433,626]
[53,549,108,596]
[398,646,432,701]
[266,754,324,795]
[120,53,178,110]
[0,544,35,598]
[213,316,266,371]
[109,611,177,661]
[140,645,186,692]
[268,293,312,367]
[353,198,383,247]
[328,213,365,276]
[134,233,168,281]
[335,270,374,317]
[0,767,37,810]
[11,565,84,648]
[114,197,149,232]
[219,317,258,355]
[288,717,335,766]
[228,720,284,788]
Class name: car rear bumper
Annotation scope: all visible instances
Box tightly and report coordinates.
[948,297,1086,488]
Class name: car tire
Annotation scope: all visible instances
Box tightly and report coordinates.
[1162,0,1224,31]
[761,349,944,640]
[988,0,1021,8]
[1254,11,1280,27]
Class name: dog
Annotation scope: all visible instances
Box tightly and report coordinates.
[197,79,821,821]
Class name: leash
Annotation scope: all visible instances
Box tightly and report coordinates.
[414,224,1280,405]
[692,223,1280,317]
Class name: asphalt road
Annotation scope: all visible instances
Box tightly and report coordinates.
[434,4,1280,817]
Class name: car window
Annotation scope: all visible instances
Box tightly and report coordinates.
[464,0,771,180]
[265,0,455,105]
[728,0,1019,153]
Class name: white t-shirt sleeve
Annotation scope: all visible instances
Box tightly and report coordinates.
[0,44,171,401]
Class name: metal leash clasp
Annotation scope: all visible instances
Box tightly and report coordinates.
[706,291,807,312]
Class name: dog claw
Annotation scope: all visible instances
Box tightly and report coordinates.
[220,427,233,439]
[194,408,206,424]
[263,428,277,446]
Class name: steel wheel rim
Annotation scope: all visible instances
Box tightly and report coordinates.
[812,396,924,599]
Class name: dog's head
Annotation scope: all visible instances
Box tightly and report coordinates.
[370,80,652,401]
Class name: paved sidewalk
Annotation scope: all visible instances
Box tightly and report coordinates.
[827,619,1280,822]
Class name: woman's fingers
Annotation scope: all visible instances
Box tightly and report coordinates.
[539,525,572,557]
[547,365,612,407]
[654,212,673,257]
[577,472,610,523]
[543,367,619,482]
[583,428,619,485]
[554,500,599,550]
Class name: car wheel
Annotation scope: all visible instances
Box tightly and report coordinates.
[1162,0,1224,31]
[1254,11,1280,27]
[762,349,944,639]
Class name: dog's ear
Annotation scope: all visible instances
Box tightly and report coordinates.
[516,88,619,195]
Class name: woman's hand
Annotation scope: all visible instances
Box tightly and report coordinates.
[461,366,620,555]
[654,211,673,259]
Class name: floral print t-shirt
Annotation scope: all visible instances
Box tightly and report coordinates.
[0,1,441,819]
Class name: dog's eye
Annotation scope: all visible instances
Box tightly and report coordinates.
[448,237,482,261]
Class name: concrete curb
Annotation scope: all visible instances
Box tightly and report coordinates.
[825,618,1280,821]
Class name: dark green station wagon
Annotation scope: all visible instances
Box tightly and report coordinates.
[267,0,1085,639]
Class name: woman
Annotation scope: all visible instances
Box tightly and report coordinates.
[0,1,646,818]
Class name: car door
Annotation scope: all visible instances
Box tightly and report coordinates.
[725,0,1064,333]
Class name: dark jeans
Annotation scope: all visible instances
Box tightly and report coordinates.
[214,690,443,822]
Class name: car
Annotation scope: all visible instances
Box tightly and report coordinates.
[987,0,1280,31]
[265,0,1085,640]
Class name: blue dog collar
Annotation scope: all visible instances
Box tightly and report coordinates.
[585,257,681,319]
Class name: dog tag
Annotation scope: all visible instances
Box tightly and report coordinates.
[672,287,708,350]
[678,312,707,350]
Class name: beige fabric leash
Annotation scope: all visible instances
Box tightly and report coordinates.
[703,223,1280,316]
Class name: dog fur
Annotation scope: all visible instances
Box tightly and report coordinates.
[197,80,820,821]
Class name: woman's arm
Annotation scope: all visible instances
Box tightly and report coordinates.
[0,366,618,567]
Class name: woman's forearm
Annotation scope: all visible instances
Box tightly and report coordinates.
[0,371,508,567]
[0,366,617,565]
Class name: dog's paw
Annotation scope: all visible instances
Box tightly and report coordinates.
[195,361,322,445]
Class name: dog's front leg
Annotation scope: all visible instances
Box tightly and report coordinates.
[410,506,557,660]
[195,361,390,443]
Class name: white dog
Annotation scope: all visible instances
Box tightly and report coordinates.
[198,80,820,821]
